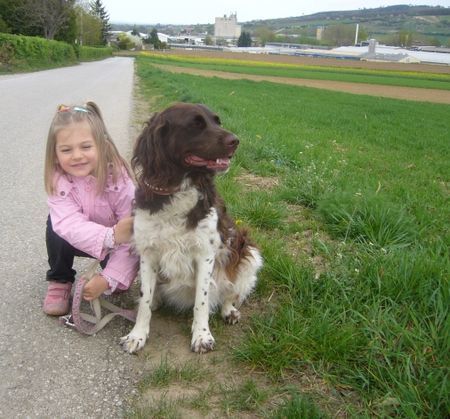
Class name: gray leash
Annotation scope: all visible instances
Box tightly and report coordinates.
[59,266,136,335]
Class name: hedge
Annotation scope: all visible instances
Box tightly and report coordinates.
[0,33,114,72]
[76,45,113,61]
[0,33,77,69]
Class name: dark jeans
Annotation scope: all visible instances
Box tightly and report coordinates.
[46,216,107,283]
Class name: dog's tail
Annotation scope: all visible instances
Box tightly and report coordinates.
[226,227,259,279]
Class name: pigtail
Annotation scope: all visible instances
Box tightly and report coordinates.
[85,101,132,192]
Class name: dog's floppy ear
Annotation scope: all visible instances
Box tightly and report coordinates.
[132,112,164,186]
[132,113,158,169]
[196,103,213,114]
[132,111,181,194]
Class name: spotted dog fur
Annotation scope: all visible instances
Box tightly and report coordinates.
[120,103,262,354]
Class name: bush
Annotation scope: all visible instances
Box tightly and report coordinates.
[117,33,135,50]
[76,45,113,61]
[0,39,14,69]
[0,34,112,72]
[0,33,77,70]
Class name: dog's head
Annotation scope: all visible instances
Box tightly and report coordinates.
[132,103,239,194]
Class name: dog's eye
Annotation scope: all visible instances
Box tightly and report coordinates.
[213,115,221,125]
[193,115,206,128]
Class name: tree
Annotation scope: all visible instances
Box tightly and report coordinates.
[54,7,77,44]
[359,27,368,44]
[23,0,75,39]
[398,30,414,47]
[382,30,416,47]
[215,38,228,47]
[90,0,110,45]
[76,6,102,45]
[322,24,356,46]
[254,26,275,46]
[117,32,135,50]
[0,0,13,33]
[428,37,441,47]
[0,16,11,33]
[0,0,79,41]
[146,28,162,49]
[204,35,213,45]
[0,0,26,34]
[131,26,140,36]
[237,31,252,47]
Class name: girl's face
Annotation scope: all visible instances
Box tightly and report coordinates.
[55,120,99,178]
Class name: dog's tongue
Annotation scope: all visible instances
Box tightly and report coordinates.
[186,155,230,170]
[185,155,208,166]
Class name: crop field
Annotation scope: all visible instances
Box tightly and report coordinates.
[141,51,450,90]
[129,53,449,418]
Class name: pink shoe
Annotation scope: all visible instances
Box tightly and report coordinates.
[43,281,72,316]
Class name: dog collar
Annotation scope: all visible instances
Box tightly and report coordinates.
[144,181,180,195]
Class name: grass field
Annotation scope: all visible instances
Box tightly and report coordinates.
[140,52,450,91]
[131,54,449,418]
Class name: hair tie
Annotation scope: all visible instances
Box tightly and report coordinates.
[57,104,89,113]
[73,106,89,113]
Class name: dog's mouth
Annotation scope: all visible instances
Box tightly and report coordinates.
[185,155,232,171]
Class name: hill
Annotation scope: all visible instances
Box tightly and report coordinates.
[110,5,450,46]
[243,5,450,45]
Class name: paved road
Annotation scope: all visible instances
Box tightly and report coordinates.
[0,57,141,418]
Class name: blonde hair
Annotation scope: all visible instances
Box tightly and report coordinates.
[44,101,132,195]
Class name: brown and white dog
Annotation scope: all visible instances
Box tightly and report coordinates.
[120,103,262,354]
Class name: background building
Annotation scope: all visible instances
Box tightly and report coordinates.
[214,13,241,38]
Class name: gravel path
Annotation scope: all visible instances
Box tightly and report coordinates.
[0,57,140,418]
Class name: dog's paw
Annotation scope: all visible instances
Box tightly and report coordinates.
[120,332,147,354]
[223,308,241,325]
[191,330,215,354]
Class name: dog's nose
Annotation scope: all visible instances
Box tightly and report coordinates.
[225,135,239,149]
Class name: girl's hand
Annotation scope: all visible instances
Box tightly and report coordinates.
[114,216,134,244]
[83,274,109,301]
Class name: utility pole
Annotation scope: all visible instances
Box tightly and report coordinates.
[354,23,359,46]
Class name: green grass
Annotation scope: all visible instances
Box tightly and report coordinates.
[134,55,449,417]
[220,379,269,413]
[140,52,450,90]
[127,393,181,419]
[272,391,328,419]
[139,356,209,389]
[317,193,418,249]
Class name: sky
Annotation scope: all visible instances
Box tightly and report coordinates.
[100,0,450,25]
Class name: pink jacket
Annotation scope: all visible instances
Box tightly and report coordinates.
[48,171,139,291]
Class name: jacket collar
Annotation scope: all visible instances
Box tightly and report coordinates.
[54,173,125,196]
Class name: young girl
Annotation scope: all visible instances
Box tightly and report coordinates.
[43,102,139,316]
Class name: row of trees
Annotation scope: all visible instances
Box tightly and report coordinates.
[239,24,448,47]
[115,28,168,51]
[322,24,367,46]
[237,28,276,47]
[0,0,111,46]
[239,25,366,47]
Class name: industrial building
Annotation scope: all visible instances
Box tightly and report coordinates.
[214,13,241,39]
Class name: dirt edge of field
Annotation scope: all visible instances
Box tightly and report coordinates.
[152,63,450,104]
